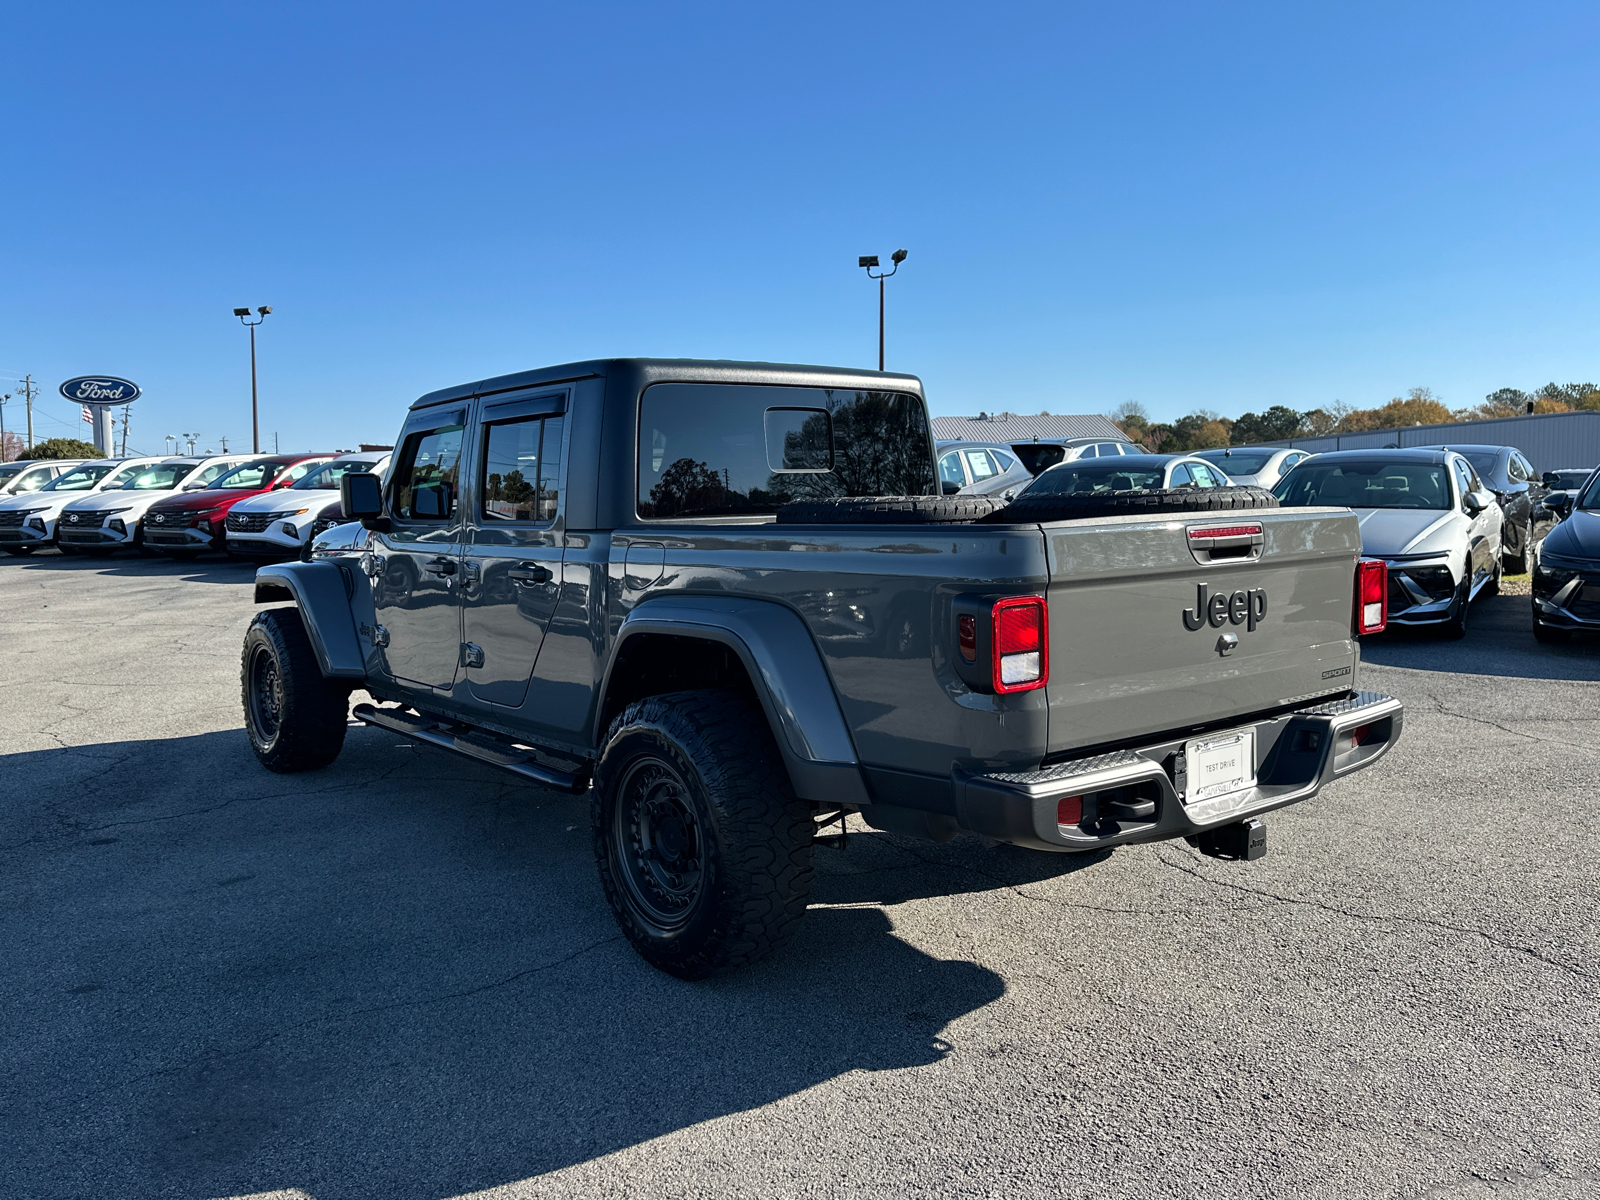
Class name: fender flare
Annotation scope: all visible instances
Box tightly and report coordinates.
[600,596,870,807]
[254,561,368,679]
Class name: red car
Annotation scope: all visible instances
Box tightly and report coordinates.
[143,454,335,559]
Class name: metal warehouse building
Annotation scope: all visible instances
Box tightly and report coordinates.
[1260,410,1600,474]
[930,412,1129,443]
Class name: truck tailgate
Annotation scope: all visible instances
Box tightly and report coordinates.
[1042,507,1360,756]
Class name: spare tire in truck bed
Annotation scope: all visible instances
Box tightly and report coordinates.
[775,495,1010,525]
[982,485,1279,523]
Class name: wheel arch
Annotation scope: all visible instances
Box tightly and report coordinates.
[597,597,869,807]
[253,561,368,679]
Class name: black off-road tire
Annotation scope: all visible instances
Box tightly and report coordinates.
[1502,522,1528,575]
[592,689,815,979]
[776,495,1009,525]
[241,608,352,772]
[983,485,1280,524]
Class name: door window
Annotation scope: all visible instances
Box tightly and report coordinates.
[938,451,967,493]
[278,459,330,486]
[392,423,465,521]
[963,449,999,481]
[481,415,564,523]
[1169,463,1195,487]
[190,462,238,487]
[1452,459,1476,510]
[1190,463,1222,487]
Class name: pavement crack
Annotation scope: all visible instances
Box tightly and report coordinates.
[1157,849,1593,982]
[1425,694,1598,753]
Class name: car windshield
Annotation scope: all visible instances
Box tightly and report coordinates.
[102,463,152,488]
[1552,470,1591,490]
[1201,451,1274,473]
[1274,461,1450,510]
[1576,474,1600,510]
[208,460,283,489]
[42,463,117,491]
[125,463,197,490]
[0,463,26,479]
[291,459,377,490]
[1024,460,1166,494]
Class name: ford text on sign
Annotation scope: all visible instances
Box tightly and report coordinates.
[59,376,142,405]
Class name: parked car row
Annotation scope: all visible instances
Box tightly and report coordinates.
[0,451,389,561]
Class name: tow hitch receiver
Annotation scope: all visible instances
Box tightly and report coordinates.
[1188,817,1267,861]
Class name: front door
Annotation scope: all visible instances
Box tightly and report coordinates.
[459,393,568,708]
[372,412,467,690]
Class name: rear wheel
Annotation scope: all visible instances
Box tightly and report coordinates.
[241,608,352,772]
[1503,521,1529,574]
[592,689,815,979]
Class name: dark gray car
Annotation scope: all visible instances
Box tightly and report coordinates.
[1413,443,1548,572]
[240,358,1403,978]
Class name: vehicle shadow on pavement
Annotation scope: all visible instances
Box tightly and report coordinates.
[1361,593,1600,681]
[3,550,257,585]
[0,724,1009,1200]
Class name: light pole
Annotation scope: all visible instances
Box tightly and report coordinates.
[232,305,272,453]
[165,434,176,454]
[183,432,198,455]
[858,249,907,371]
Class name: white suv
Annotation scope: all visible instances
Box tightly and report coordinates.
[55,455,251,555]
[0,457,165,555]
[0,460,86,497]
[224,451,390,559]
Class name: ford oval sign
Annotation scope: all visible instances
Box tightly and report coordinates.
[59,376,141,406]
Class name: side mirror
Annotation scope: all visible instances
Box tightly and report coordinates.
[102,483,124,490]
[941,480,962,495]
[341,471,388,531]
[1464,489,1493,515]
[1542,472,1561,488]
[1543,493,1573,516]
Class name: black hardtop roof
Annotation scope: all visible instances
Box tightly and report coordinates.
[410,357,923,410]
[1297,447,1451,464]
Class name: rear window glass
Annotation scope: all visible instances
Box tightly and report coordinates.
[1274,461,1450,510]
[1024,460,1166,494]
[637,383,936,519]
[1201,451,1274,473]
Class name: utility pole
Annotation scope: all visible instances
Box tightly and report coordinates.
[0,393,9,461]
[120,404,131,456]
[220,435,229,453]
[233,306,272,452]
[18,375,39,449]
[274,431,279,453]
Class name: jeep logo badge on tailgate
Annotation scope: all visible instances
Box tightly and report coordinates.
[1183,583,1267,632]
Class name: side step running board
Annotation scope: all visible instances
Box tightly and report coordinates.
[352,702,590,795]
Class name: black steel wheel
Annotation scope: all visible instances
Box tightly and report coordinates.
[592,689,815,979]
[240,608,352,772]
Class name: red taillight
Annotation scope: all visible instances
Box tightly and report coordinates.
[1188,524,1262,540]
[958,613,977,662]
[1056,795,1082,825]
[1355,558,1387,635]
[992,595,1048,693]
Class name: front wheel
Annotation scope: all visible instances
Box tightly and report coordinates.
[1440,576,1470,640]
[241,608,352,772]
[592,690,815,979]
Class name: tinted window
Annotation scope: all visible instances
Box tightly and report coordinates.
[1275,461,1450,510]
[125,464,196,490]
[992,451,1015,471]
[482,415,564,522]
[1452,459,1476,508]
[43,464,116,491]
[1169,463,1195,486]
[1190,463,1223,487]
[1455,450,1500,480]
[637,383,936,519]
[1025,461,1165,494]
[1201,451,1274,473]
[292,459,380,491]
[1577,474,1600,509]
[1554,470,1591,490]
[392,424,464,521]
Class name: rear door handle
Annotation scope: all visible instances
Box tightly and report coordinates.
[424,557,457,576]
[507,563,552,585]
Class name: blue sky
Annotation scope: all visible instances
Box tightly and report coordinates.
[4,1,1598,453]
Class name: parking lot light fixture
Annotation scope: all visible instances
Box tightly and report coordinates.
[233,305,271,453]
[858,250,908,371]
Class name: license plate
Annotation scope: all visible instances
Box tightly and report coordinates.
[1185,730,1256,802]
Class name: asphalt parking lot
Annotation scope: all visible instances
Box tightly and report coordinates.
[2,553,1598,1200]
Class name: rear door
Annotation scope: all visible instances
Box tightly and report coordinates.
[1042,509,1360,756]
[459,390,568,708]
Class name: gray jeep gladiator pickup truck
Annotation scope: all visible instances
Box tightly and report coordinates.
[243,358,1403,978]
